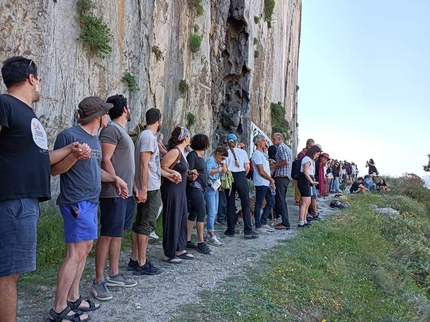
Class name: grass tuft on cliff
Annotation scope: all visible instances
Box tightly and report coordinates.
[77,0,112,58]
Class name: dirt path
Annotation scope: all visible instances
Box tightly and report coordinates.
[17,196,338,322]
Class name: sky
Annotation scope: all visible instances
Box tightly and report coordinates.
[298,0,430,178]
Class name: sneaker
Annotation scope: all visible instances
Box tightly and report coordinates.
[186,241,197,249]
[224,230,235,237]
[196,242,212,254]
[312,215,322,221]
[133,261,162,276]
[149,231,159,239]
[216,220,227,225]
[244,231,259,239]
[106,273,137,288]
[255,228,270,235]
[207,235,223,246]
[126,258,139,272]
[298,222,311,228]
[91,280,113,301]
[262,224,275,232]
[127,258,139,272]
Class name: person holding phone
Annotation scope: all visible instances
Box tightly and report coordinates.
[297,145,322,228]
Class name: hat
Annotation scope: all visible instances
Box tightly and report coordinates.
[227,134,238,143]
[321,152,330,160]
[77,97,113,124]
[316,144,322,150]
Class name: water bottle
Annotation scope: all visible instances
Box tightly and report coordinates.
[270,183,276,195]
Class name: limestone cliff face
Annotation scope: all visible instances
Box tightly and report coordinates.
[0,0,301,191]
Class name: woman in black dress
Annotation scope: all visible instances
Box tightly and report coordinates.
[161,127,197,263]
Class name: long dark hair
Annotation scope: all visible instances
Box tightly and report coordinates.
[306,145,322,159]
[167,126,189,150]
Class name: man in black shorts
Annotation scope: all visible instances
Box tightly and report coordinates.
[92,94,137,301]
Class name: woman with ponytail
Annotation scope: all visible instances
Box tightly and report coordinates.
[161,126,196,263]
[224,134,259,239]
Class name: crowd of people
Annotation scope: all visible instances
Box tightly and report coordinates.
[0,56,389,322]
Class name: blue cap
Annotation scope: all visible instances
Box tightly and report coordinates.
[227,134,238,142]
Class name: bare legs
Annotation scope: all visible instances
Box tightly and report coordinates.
[0,274,19,322]
[52,240,93,318]
[95,236,122,283]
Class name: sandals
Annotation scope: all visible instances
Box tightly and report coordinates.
[68,296,100,312]
[46,306,90,322]
[177,251,194,260]
[162,256,182,264]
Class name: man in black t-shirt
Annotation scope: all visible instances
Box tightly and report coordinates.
[0,56,90,322]
[350,177,368,193]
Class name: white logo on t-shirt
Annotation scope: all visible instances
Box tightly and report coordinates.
[30,118,48,150]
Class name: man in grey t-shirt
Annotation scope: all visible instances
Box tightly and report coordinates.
[92,95,137,301]
[127,108,165,275]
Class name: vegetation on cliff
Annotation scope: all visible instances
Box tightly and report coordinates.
[76,0,112,58]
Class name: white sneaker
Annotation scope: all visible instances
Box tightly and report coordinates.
[255,228,270,235]
[208,235,223,246]
[262,224,275,232]
[149,231,159,239]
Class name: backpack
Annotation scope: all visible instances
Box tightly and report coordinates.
[221,169,234,195]
[291,158,303,180]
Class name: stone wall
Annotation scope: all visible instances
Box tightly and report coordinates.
[0,0,301,193]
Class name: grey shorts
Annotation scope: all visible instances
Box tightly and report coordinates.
[99,197,135,237]
[132,190,161,236]
[0,198,39,277]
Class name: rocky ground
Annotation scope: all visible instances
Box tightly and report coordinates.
[17,194,339,322]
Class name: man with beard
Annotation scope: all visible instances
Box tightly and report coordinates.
[91,95,137,301]
[48,97,128,322]
[126,108,171,275]
[0,56,91,322]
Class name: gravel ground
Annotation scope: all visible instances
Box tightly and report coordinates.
[18,195,338,322]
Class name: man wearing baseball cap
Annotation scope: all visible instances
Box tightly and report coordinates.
[47,97,128,321]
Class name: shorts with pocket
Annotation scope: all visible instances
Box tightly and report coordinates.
[99,197,135,237]
[60,201,98,243]
[132,190,161,236]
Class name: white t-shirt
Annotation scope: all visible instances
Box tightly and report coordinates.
[135,130,161,191]
[301,156,315,176]
[226,147,249,172]
[252,150,270,186]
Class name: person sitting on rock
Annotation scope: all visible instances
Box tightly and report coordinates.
[363,174,377,191]
[376,178,391,194]
[350,177,369,193]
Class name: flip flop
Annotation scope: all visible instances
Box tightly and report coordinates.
[177,251,194,260]
[162,256,182,264]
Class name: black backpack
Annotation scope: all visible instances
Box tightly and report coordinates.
[291,158,303,180]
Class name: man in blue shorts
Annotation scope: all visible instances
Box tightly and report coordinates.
[0,56,93,322]
[47,97,128,321]
[92,94,137,301]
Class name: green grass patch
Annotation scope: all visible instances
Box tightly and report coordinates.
[77,0,112,58]
[189,34,202,53]
[122,72,140,92]
[178,193,430,320]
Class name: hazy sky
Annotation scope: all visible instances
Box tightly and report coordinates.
[298,0,430,177]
